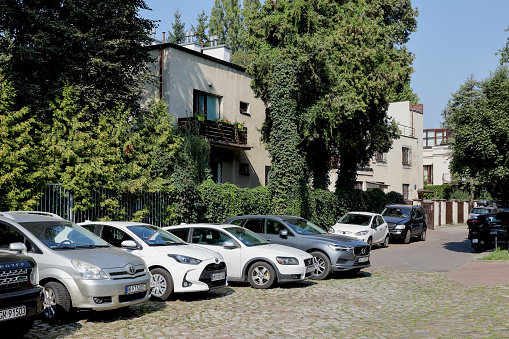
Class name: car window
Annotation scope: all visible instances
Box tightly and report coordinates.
[382,207,411,218]
[338,213,371,226]
[266,220,290,235]
[228,219,246,227]
[283,218,326,235]
[81,225,95,233]
[471,208,490,214]
[167,228,189,242]
[101,226,134,247]
[127,225,185,246]
[225,227,268,246]
[191,228,232,246]
[243,219,264,233]
[0,222,33,252]
[377,216,385,225]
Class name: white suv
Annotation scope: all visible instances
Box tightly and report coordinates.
[79,221,227,300]
[164,224,315,289]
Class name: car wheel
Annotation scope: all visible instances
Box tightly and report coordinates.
[403,228,412,244]
[419,227,427,241]
[43,281,72,324]
[382,234,390,248]
[311,251,332,280]
[247,261,276,289]
[150,268,174,301]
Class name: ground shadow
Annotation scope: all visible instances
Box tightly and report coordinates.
[443,238,476,254]
[173,286,235,302]
[331,270,372,280]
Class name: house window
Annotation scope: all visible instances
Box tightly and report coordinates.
[375,152,386,163]
[402,184,409,201]
[210,162,222,183]
[265,166,271,186]
[402,147,411,166]
[354,181,363,190]
[424,165,433,184]
[240,102,250,115]
[193,90,221,121]
[239,163,250,176]
[367,182,379,191]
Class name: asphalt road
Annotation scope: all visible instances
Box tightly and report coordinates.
[369,224,478,272]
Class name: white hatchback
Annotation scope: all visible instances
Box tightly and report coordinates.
[79,221,227,301]
[164,224,315,289]
[330,212,389,248]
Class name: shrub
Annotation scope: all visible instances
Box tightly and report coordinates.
[386,191,405,205]
[198,180,242,223]
[306,189,340,230]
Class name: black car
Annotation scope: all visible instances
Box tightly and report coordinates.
[381,205,427,243]
[467,212,509,252]
[0,243,44,337]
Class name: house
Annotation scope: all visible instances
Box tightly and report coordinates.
[329,101,424,202]
[142,36,271,188]
[423,128,453,185]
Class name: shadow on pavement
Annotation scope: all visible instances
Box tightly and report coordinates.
[443,238,474,254]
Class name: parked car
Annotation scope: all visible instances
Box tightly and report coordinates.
[381,205,427,243]
[164,224,315,289]
[79,221,227,301]
[467,212,509,252]
[0,211,151,324]
[330,212,390,248]
[224,215,371,280]
[0,243,44,336]
[468,206,500,220]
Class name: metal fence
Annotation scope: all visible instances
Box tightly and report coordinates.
[37,184,172,226]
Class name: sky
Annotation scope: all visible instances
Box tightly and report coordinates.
[141,0,509,129]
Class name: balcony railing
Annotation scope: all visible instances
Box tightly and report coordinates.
[178,117,248,147]
[398,124,415,138]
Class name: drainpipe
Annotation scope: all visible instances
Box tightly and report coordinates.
[159,32,165,100]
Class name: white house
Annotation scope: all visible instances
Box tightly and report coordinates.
[423,128,453,185]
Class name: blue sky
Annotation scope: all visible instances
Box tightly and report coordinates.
[141,0,509,129]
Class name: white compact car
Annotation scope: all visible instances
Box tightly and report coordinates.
[164,224,315,289]
[330,212,389,248]
[79,221,227,301]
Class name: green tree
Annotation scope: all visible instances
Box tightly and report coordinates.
[243,0,417,192]
[192,10,209,46]
[442,67,509,201]
[168,8,186,44]
[497,26,509,64]
[0,0,155,123]
[209,0,243,52]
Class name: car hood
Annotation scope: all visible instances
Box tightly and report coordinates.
[302,233,368,246]
[383,217,410,226]
[331,223,369,234]
[254,244,312,259]
[55,247,145,269]
[153,244,222,261]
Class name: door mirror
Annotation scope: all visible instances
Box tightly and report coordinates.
[9,242,27,254]
[223,240,236,249]
[121,240,138,249]
[279,229,289,238]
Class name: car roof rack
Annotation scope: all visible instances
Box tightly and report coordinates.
[0,211,65,221]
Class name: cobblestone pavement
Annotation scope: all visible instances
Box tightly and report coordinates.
[24,268,509,339]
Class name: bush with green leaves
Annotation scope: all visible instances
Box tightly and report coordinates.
[386,191,405,205]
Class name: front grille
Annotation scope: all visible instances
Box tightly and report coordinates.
[304,258,314,266]
[199,264,227,288]
[202,262,226,271]
[109,268,145,277]
[354,246,370,256]
[0,265,31,290]
[119,291,147,303]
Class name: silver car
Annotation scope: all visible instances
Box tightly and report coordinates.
[225,215,371,280]
[0,212,151,323]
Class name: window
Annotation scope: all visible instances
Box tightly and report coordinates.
[244,219,264,233]
[424,165,433,184]
[375,152,386,163]
[265,166,271,186]
[239,163,250,176]
[191,228,232,246]
[240,101,250,115]
[210,162,222,183]
[354,181,363,190]
[169,228,189,242]
[101,226,134,247]
[193,90,221,121]
[0,223,32,252]
[402,184,409,201]
[402,147,411,166]
[266,220,288,235]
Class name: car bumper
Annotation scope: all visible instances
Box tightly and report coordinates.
[0,287,44,319]
[330,249,371,272]
[277,263,315,283]
[173,260,227,293]
[389,229,407,239]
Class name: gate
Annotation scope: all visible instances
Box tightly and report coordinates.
[422,201,434,230]
[446,201,453,224]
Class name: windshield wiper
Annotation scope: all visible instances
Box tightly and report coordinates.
[76,244,110,249]
[53,245,76,250]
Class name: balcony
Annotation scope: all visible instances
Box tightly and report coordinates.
[178,117,250,149]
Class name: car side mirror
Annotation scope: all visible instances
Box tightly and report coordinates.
[279,229,288,238]
[9,242,27,254]
[223,240,236,249]
[121,240,138,249]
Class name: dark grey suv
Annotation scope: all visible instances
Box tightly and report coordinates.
[381,205,427,243]
[224,215,371,280]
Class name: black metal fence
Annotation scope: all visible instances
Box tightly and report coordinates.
[37,184,172,226]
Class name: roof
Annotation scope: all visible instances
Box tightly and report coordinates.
[166,223,236,230]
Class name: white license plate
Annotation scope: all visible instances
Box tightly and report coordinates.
[0,306,26,322]
[472,238,479,243]
[125,283,147,295]
[358,257,369,263]
[211,272,226,281]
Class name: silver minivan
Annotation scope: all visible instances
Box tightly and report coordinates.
[0,211,151,323]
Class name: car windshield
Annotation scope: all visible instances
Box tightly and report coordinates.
[338,213,372,226]
[471,208,491,214]
[225,227,268,246]
[127,225,185,246]
[20,221,109,249]
[283,218,326,235]
[382,207,411,218]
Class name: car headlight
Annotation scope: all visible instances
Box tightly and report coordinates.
[276,257,299,265]
[168,254,202,265]
[355,230,369,236]
[328,244,353,251]
[72,260,109,280]
[394,224,406,230]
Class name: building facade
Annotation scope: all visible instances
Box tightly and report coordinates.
[423,128,453,185]
[142,41,271,188]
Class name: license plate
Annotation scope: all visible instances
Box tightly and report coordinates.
[358,257,369,263]
[211,272,226,281]
[125,283,147,295]
[472,238,479,243]
[0,306,26,322]
[490,231,498,235]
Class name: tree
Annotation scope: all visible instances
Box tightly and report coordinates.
[209,0,243,52]
[243,0,417,192]
[442,67,509,201]
[0,0,155,123]
[167,8,186,44]
[192,10,209,46]
[497,26,509,64]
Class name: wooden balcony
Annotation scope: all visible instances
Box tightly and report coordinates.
[178,117,250,149]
